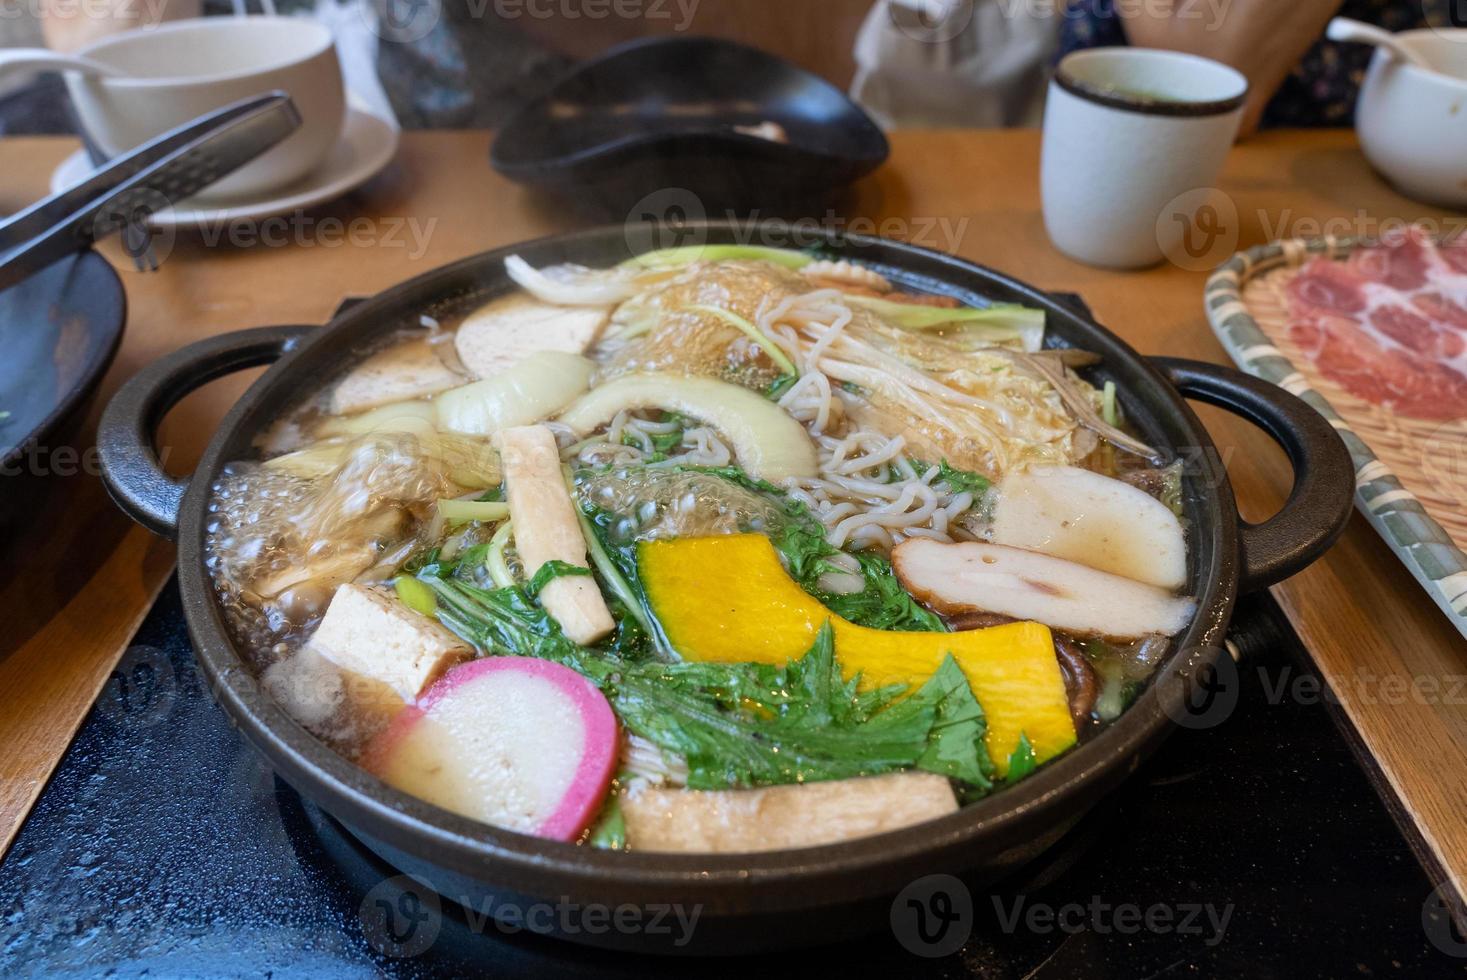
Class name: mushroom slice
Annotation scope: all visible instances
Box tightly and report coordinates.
[892,539,1195,641]
[251,546,376,600]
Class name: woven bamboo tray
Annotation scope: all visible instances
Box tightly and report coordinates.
[1207,236,1467,639]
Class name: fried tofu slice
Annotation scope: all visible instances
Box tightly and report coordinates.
[310,584,471,701]
[455,293,608,379]
[497,424,614,645]
[330,339,465,415]
[620,772,959,853]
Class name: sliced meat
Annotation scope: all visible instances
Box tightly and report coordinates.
[455,293,608,380]
[1439,237,1467,276]
[1288,310,1467,420]
[330,339,467,415]
[1372,304,1463,359]
[1349,228,1430,291]
[1284,234,1467,421]
[1287,259,1368,317]
[620,772,958,853]
[1412,292,1467,332]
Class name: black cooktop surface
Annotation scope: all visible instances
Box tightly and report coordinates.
[2,582,1461,979]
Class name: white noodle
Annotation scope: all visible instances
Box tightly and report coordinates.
[565,281,1101,550]
[622,733,688,787]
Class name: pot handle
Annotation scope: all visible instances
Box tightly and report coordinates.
[1150,357,1355,593]
[98,325,312,540]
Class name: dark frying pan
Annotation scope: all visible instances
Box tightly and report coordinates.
[491,37,889,214]
[0,251,125,534]
[96,224,1353,955]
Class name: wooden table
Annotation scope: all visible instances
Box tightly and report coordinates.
[3,129,1465,905]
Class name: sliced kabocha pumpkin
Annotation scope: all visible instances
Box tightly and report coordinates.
[637,534,1077,776]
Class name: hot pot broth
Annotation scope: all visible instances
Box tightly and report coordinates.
[204,247,1195,852]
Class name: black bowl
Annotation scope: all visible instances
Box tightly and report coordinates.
[491,37,890,215]
[97,225,1353,954]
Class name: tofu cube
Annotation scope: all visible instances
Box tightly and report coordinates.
[309,584,471,701]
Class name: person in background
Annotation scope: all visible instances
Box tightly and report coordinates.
[1061,0,1453,134]
[852,0,1060,128]
[10,0,880,132]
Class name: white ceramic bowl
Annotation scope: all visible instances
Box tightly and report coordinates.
[1356,29,1467,208]
[64,17,345,200]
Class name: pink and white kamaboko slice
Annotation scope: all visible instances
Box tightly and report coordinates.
[365,657,618,841]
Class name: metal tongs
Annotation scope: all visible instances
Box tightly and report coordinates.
[0,92,301,292]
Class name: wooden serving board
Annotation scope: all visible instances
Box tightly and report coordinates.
[4,128,1467,920]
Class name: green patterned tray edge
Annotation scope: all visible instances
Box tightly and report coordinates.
[1205,236,1467,639]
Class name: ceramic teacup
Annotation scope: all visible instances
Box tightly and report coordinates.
[1356,29,1467,208]
[65,17,345,200]
[1041,48,1248,270]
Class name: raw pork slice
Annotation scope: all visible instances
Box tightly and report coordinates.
[1284,229,1467,421]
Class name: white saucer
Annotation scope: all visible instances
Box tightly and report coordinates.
[50,100,401,228]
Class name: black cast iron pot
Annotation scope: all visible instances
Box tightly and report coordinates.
[97,224,1355,955]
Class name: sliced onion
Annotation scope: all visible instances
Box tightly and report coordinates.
[435,352,594,436]
[504,255,635,307]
